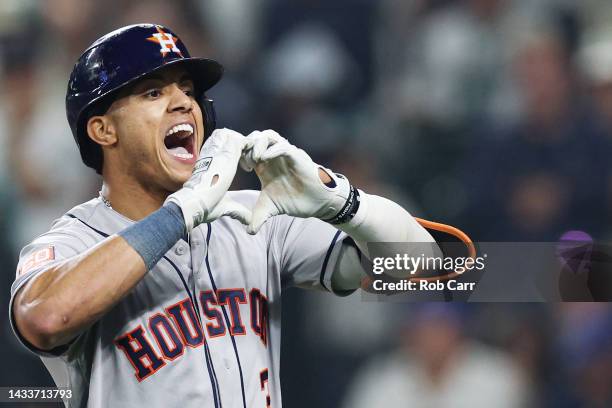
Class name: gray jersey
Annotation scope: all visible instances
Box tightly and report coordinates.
[10,190,350,408]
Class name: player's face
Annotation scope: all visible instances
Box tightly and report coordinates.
[106,65,205,192]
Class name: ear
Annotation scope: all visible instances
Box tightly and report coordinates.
[86,115,117,147]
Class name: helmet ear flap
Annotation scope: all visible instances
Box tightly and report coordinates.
[200,97,217,139]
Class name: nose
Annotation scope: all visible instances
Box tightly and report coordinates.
[167,83,193,113]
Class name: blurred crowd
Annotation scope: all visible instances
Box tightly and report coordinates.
[1,0,611,407]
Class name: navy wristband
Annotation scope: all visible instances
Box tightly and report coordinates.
[119,203,186,271]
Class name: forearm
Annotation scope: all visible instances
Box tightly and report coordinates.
[239,130,439,290]
[13,129,249,351]
[337,191,436,258]
[14,236,147,349]
[331,192,439,291]
[14,203,185,350]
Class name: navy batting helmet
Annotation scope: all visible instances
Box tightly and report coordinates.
[66,23,223,174]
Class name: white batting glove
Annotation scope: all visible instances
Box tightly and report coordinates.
[243,130,353,234]
[166,128,252,231]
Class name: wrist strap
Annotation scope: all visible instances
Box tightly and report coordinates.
[324,185,360,225]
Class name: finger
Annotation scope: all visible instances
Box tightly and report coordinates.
[245,129,284,143]
[201,127,246,157]
[218,127,244,138]
[243,132,257,151]
[219,198,253,225]
[247,193,279,235]
[207,197,252,224]
[245,130,282,162]
[260,141,293,161]
[260,129,286,144]
[250,134,271,162]
[241,131,264,171]
[240,136,268,171]
[239,151,256,172]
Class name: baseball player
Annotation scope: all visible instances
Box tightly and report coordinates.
[9,24,436,407]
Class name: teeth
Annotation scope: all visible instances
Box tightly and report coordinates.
[166,123,194,137]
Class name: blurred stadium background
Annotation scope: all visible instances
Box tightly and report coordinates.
[1,0,611,407]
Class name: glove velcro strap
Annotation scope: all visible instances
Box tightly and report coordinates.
[165,191,208,231]
[323,185,360,225]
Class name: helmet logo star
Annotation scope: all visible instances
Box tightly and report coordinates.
[146,26,182,57]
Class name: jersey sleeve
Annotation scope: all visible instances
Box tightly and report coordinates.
[269,214,357,294]
[9,217,92,357]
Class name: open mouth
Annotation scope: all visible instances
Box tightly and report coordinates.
[164,123,195,162]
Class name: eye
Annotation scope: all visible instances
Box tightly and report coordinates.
[144,88,161,98]
[182,87,194,97]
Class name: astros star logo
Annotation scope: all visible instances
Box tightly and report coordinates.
[146,26,183,57]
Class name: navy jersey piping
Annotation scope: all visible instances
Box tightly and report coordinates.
[66,213,222,407]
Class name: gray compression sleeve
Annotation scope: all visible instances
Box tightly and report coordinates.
[118,203,186,271]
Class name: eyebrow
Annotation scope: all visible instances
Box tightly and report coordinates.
[141,73,193,84]
[126,73,193,96]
